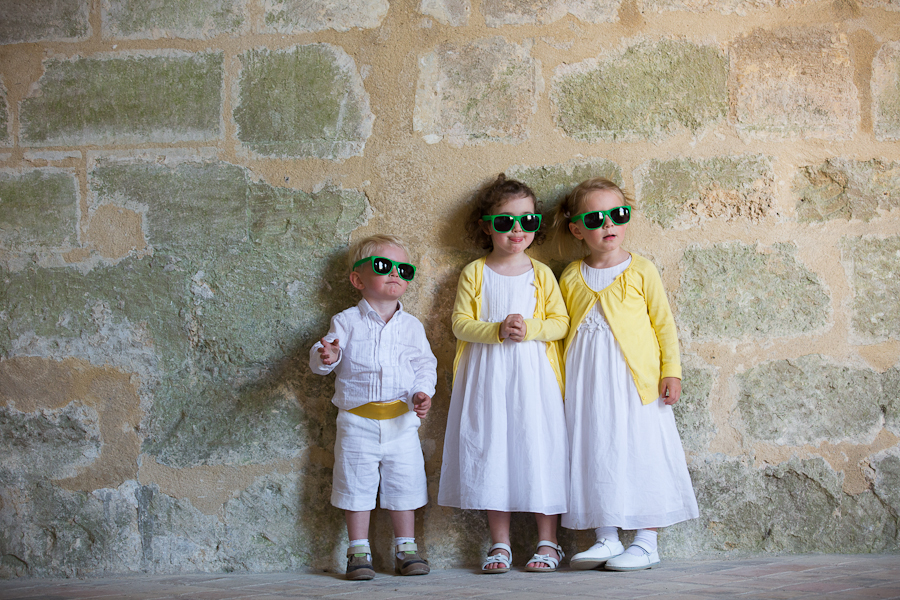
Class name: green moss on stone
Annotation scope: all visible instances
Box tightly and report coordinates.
[672,361,716,453]
[105,0,244,39]
[509,158,622,214]
[0,170,78,247]
[20,53,223,145]
[0,0,90,44]
[841,235,900,340]
[553,40,727,141]
[679,243,829,341]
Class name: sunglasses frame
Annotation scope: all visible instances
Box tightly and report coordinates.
[352,256,417,281]
[481,213,543,233]
[570,205,632,230]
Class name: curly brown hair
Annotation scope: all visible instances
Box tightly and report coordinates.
[465,174,545,250]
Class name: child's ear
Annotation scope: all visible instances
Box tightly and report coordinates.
[568,222,585,240]
[349,270,365,291]
[480,220,493,236]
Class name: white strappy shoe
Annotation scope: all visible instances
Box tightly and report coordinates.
[481,542,512,574]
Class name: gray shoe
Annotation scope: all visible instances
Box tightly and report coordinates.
[346,544,375,580]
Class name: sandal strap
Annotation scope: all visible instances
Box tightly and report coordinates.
[347,544,371,557]
[397,542,418,553]
[482,543,512,569]
[488,542,511,554]
[631,540,654,555]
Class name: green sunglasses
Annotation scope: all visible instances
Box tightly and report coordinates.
[481,213,542,233]
[570,205,632,230]
[353,256,417,281]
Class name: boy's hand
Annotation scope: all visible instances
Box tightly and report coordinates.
[499,313,526,343]
[659,377,682,405]
[318,338,340,365]
[412,392,431,418]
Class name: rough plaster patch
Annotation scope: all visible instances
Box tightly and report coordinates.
[730,28,858,141]
[793,158,900,223]
[636,155,775,228]
[678,242,830,342]
[102,0,247,40]
[0,0,91,44]
[551,40,727,142]
[85,204,147,261]
[482,0,620,26]
[641,0,811,15]
[841,235,900,342]
[263,0,389,33]
[420,0,471,25]
[234,44,373,159]
[414,37,542,147]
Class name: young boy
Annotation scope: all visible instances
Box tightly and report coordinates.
[309,234,437,581]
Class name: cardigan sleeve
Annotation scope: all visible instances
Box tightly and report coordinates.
[523,263,569,343]
[642,261,682,380]
[451,262,503,344]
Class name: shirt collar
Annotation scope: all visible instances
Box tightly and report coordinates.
[356,298,404,320]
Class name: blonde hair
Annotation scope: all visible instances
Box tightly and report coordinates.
[348,234,412,271]
[552,178,634,255]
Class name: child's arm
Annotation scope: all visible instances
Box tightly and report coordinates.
[659,377,681,405]
[408,319,437,418]
[643,262,681,381]
[451,267,505,344]
[523,267,569,343]
[309,315,346,374]
[411,391,432,418]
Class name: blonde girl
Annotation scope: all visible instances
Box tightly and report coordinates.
[438,174,570,574]
[554,178,698,571]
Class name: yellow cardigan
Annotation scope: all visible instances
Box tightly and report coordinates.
[451,256,569,393]
[559,254,682,405]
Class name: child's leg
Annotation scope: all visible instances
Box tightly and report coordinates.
[388,509,415,538]
[345,510,374,580]
[485,510,511,569]
[388,509,429,576]
[527,513,561,569]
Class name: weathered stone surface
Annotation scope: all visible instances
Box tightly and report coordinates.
[841,236,900,342]
[859,0,900,9]
[20,53,223,146]
[420,0,471,26]
[641,0,810,14]
[103,0,246,40]
[673,358,716,454]
[736,355,884,446]
[552,40,727,142]
[235,45,372,159]
[730,28,858,141]
[414,37,541,147]
[509,157,622,213]
[636,155,775,228]
[882,366,900,437]
[872,42,900,141]
[0,0,90,44]
[678,243,830,341]
[794,159,900,223]
[482,0,620,26]
[870,448,900,515]
[0,169,78,249]
[0,83,9,146]
[263,0,388,33]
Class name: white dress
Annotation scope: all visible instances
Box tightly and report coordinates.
[438,266,568,514]
[562,259,698,530]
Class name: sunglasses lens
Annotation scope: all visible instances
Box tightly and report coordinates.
[397,264,415,280]
[582,212,604,229]
[371,257,392,275]
[492,216,515,232]
[520,214,541,232]
[609,206,631,224]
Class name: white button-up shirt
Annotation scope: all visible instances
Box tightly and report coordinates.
[309,299,438,411]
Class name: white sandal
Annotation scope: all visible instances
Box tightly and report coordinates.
[524,540,564,573]
[481,542,512,574]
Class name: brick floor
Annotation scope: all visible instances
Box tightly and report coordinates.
[1,554,899,599]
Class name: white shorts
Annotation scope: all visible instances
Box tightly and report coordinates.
[331,409,428,512]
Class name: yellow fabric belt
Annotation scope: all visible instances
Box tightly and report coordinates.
[348,399,409,420]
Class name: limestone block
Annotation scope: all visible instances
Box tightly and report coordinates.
[872,42,900,141]
[482,0,620,26]
[0,169,78,249]
[0,0,90,44]
[841,235,900,342]
[730,28,858,141]
[870,447,900,516]
[420,0,471,26]
[234,44,373,159]
[635,155,775,228]
[673,358,716,454]
[509,157,622,212]
[859,0,900,10]
[102,0,247,40]
[882,366,900,436]
[641,0,811,15]
[263,0,389,33]
[414,37,542,147]
[20,52,223,146]
[0,82,9,147]
[678,243,829,341]
[736,355,884,446]
[551,40,727,142]
[793,158,900,223]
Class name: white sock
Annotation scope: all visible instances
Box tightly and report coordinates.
[626,529,658,556]
[595,526,619,544]
[348,538,370,558]
[394,536,415,559]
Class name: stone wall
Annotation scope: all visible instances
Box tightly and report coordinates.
[1,0,899,578]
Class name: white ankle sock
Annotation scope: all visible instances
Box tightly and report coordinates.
[349,539,370,559]
[595,526,619,544]
[394,537,415,559]
[626,529,658,555]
